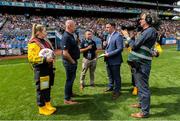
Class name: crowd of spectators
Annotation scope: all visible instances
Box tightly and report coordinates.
[2,0,178,15]
[0,14,179,56]
[0,0,178,56]
[1,15,179,41]
[159,20,179,38]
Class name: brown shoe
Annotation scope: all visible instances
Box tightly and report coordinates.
[64,100,78,105]
[130,104,141,108]
[131,112,149,118]
[112,92,120,100]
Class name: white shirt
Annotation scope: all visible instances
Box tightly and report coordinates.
[108,31,115,45]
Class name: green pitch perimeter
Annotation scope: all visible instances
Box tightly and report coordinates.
[0,45,180,120]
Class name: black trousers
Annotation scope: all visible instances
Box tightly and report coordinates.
[34,65,54,107]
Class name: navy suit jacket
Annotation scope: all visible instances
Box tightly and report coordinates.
[105,31,123,65]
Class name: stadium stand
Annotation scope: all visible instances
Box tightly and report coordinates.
[0,0,179,56]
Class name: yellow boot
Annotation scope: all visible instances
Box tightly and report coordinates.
[132,87,138,96]
[39,106,54,116]
[45,102,56,112]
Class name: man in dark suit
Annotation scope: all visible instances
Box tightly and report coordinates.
[104,22,123,100]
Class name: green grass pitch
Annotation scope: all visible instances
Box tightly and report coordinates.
[0,45,180,120]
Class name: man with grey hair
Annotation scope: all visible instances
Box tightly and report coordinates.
[122,12,159,118]
[61,20,80,104]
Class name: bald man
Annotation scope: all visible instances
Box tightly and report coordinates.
[61,20,80,104]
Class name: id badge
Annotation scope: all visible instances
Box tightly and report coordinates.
[87,52,92,60]
[40,76,50,90]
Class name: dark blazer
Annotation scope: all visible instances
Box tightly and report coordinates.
[105,31,123,65]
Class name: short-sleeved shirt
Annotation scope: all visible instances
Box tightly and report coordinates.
[61,31,80,60]
[80,39,97,60]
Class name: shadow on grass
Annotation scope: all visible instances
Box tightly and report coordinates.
[151,87,180,96]
[92,83,107,87]
[150,87,180,118]
[151,101,180,118]
[53,86,180,119]
[54,91,132,120]
[122,82,132,87]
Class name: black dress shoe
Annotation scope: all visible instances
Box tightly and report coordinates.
[104,88,113,92]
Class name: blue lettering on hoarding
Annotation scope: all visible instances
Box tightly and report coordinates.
[34,3,46,8]
[25,3,34,7]
[47,4,55,9]
[0,1,11,6]
[11,2,24,7]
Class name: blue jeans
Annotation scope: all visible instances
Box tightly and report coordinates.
[132,61,151,116]
[106,64,121,93]
[63,60,77,100]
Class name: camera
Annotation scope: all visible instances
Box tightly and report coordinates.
[121,18,142,32]
[121,23,143,32]
[121,24,136,31]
